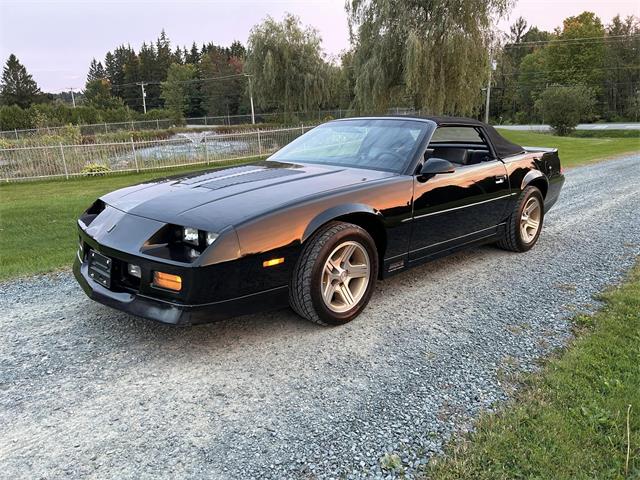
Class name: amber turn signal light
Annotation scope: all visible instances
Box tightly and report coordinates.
[263,257,285,268]
[153,271,182,291]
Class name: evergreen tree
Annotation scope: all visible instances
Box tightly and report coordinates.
[120,46,141,110]
[161,63,197,122]
[86,58,106,84]
[200,49,243,116]
[604,15,640,119]
[229,40,246,59]
[0,54,41,108]
[104,51,118,92]
[187,43,201,64]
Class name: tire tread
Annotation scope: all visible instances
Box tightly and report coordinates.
[289,221,367,326]
[497,186,542,252]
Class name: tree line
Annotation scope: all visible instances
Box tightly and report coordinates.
[1,4,638,133]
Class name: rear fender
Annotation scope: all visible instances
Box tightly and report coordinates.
[521,169,548,197]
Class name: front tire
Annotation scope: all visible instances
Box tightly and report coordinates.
[289,221,378,326]
[497,185,544,252]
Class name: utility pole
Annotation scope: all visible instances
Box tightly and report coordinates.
[484,52,496,124]
[137,82,147,114]
[69,88,76,108]
[245,74,255,124]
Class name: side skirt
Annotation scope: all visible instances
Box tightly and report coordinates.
[380,230,503,279]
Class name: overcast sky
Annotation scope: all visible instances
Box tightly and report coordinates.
[1,0,638,93]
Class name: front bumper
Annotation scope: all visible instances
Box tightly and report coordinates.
[73,249,288,326]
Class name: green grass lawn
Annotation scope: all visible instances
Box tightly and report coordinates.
[424,263,640,480]
[0,160,260,281]
[498,129,640,168]
[0,131,638,281]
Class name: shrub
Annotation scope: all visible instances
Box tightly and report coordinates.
[535,85,596,136]
[142,109,170,120]
[0,105,32,130]
[81,163,112,176]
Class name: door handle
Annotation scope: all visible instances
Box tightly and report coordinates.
[495,175,507,184]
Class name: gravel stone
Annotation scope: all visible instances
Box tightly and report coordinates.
[1,153,639,479]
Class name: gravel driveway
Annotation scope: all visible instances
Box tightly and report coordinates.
[1,154,639,479]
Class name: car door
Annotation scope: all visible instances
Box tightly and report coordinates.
[408,125,511,262]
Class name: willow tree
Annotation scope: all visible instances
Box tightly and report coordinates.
[347,0,512,115]
[244,14,329,115]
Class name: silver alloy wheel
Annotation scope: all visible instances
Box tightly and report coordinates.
[520,196,542,243]
[321,240,370,313]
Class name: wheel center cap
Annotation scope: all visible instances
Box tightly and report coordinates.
[339,271,348,282]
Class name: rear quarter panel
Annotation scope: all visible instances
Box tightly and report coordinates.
[502,149,564,213]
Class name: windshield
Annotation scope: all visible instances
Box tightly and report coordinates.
[270,119,429,173]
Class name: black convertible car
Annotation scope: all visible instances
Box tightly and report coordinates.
[74,116,564,326]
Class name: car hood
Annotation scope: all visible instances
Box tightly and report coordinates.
[101,161,395,231]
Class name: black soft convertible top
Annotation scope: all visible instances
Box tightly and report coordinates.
[423,116,526,159]
[336,115,527,159]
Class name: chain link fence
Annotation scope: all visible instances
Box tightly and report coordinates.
[0,125,313,182]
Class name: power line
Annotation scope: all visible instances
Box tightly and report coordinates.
[109,72,246,90]
[504,34,640,48]
[496,65,640,77]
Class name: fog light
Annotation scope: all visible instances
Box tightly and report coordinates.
[127,264,141,278]
[153,271,182,291]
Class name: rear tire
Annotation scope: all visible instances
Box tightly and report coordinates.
[289,221,378,326]
[497,186,544,252]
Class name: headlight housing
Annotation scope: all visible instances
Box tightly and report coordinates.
[206,232,219,245]
[183,227,199,245]
[142,225,220,263]
[181,227,218,248]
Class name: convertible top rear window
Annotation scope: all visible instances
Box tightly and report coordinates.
[430,126,484,144]
[270,119,429,173]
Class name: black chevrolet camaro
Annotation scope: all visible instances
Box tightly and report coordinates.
[74,116,565,326]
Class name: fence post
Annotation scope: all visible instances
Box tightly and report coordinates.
[104,123,108,134]
[156,119,160,130]
[204,133,209,165]
[204,116,207,126]
[14,129,18,140]
[300,123,304,135]
[59,143,69,180]
[257,130,262,155]
[130,136,139,172]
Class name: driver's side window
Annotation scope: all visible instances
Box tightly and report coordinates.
[426,126,493,167]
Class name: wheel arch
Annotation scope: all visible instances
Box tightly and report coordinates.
[301,205,387,276]
[521,170,549,198]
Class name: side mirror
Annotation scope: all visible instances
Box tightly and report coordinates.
[420,157,456,176]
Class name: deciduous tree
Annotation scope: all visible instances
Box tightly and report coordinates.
[346,0,511,115]
[245,14,329,116]
[535,85,596,135]
[83,79,124,110]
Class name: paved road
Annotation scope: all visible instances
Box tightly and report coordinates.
[497,122,640,131]
[1,154,639,479]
